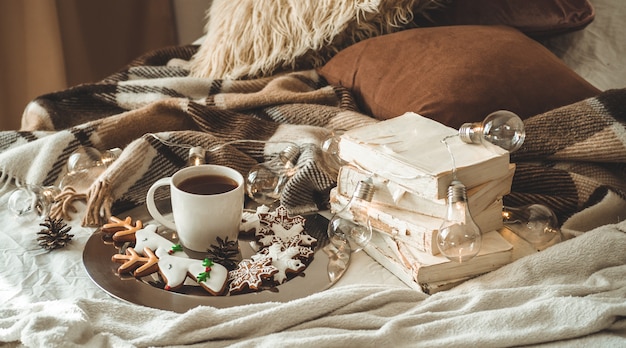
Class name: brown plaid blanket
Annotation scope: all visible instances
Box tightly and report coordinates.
[1,45,625,227]
[508,89,626,222]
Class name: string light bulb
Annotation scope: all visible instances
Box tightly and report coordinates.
[7,185,61,221]
[458,110,526,152]
[437,180,482,263]
[187,146,206,166]
[502,204,562,251]
[7,146,124,221]
[60,146,122,188]
[327,178,375,253]
[66,146,122,174]
[246,144,301,207]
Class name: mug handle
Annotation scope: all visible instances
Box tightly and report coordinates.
[146,177,177,230]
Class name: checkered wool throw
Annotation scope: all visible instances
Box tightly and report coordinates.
[508,89,626,222]
[1,45,625,227]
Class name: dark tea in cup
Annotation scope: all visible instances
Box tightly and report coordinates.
[177,175,238,195]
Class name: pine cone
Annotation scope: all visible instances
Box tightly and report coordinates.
[207,237,240,271]
[37,217,74,250]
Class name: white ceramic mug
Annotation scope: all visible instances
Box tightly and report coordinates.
[146,165,244,252]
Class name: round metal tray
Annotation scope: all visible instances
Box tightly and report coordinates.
[82,204,349,313]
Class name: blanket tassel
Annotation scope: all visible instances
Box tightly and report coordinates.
[49,186,87,221]
[83,180,113,227]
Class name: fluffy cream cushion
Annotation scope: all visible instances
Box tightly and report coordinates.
[189,0,446,79]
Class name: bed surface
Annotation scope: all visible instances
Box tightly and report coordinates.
[2,199,625,346]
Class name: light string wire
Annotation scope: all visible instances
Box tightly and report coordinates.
[441,134,458,181]
[146,133,301,161]
[349,133,460,184]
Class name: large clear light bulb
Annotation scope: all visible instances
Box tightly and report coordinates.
[246,145,300,207]
[437,180,482,263]
[327,178,375,253]
[459,110,526,152]
[502,204,562,251]
[7,185,61,221]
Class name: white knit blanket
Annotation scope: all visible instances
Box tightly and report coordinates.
[2,213,625,347]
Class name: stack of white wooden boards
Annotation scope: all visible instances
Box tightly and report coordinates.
[330,112,516,293]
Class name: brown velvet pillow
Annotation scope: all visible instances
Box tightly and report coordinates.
[317,25,600,129]
[423,0,595,37]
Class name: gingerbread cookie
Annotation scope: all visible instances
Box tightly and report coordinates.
[134,224,188,258]
[111,246,159,277]
[239,205,270,234]
[155,248,229,296]
[282,235,315,261]
[251,242,306,284]
[227,258,278,294]
[255,205,316,248]
[101,216,143,242]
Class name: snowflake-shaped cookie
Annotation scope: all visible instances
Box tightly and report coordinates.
[255,205,315,247]
[282,235,315,261]
[252,243,306,284]
[258,205,305,230]
[228,258,278,294]
[240,205,271,233]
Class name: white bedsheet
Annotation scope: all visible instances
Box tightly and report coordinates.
[0,201,405,305]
